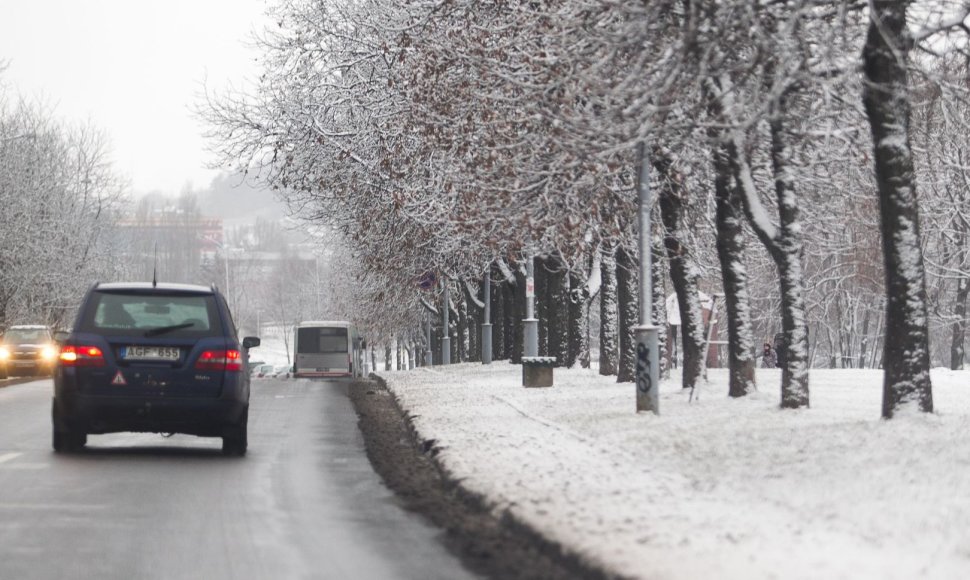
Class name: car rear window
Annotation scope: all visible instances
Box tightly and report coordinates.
[76,291,223,337]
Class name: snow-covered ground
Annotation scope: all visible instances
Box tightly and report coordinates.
[246,323,292,367]
[373,362,970,580]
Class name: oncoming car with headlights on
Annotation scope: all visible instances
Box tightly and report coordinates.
[52,282,260,455]
[0,325,58,378]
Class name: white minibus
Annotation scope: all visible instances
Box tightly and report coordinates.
[293,321,356,378]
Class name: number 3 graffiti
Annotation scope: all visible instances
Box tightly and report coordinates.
[636,343,652,395]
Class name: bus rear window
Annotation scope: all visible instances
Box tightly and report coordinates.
[297,327,348,353]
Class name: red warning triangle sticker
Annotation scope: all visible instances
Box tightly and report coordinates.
[111,371,127,386]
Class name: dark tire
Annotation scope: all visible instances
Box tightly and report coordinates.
[222,408,248,457]
[52,403,86,453]
[51,401,88,453]
[53,428,87,453]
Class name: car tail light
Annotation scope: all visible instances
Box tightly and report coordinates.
[195,349,242,371]
[60,345,106,367]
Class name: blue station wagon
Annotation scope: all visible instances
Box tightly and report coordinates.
[52,282,260,455]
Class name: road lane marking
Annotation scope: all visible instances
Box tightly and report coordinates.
[0,452,22,465]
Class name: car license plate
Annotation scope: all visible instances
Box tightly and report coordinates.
[122,346,180,361]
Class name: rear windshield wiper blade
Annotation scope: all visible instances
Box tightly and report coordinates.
[144,323,195,337]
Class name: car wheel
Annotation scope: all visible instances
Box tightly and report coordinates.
[222,408,248,457]
[52,403,87,453]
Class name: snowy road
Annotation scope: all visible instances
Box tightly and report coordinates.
[0,377,478,580]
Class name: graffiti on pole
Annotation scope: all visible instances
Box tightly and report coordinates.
[636,342,653,395]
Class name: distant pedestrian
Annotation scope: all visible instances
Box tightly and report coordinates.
[761,342,777,368]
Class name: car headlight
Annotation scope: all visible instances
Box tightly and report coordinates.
[41,345,58,361]
[0,347,9,360]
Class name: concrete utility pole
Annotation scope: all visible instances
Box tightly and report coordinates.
[635,142,661,414]
[441,278,451,365]
[482,271,493,364]
[523,254,538,357]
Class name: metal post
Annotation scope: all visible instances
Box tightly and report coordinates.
[523,254,538,357]
[441,278,451,365]
[635,142,661,414]
[482,270,493,364]
[425,320,433,366]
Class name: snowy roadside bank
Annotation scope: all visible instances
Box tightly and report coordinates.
[374,362,970,580]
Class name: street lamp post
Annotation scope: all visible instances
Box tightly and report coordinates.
[441,278,451,365]
[482,270,492,364]
[635,142,660,414]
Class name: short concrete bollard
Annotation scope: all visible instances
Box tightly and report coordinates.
[521,356,556,388]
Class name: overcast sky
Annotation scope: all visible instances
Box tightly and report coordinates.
[0,0,272,194]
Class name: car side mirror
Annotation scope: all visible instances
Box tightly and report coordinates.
[53,330,69,343]
[243,336,260,349]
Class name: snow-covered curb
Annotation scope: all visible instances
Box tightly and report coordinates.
[375,362,970,580]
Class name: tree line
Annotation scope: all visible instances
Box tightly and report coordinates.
[203,0,970,418]
[0,76,126,329]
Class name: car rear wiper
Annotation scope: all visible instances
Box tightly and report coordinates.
[144,323,195,337]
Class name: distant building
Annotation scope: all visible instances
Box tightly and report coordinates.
[115,214,224,283]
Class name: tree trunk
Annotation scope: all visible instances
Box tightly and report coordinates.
[951,278,969,370]
[652,237,669,379]
[616,244,638,383]
[949,225,969,371]
[462,279,481,363]
[503,277,516,360]
[713,144,757,397]
[493,270,506,360]
[547,254,570,367]
[655,149,705,390]
[599,244,619,376]
[724,96,811,408]
[768,112,811,408]
[708,64,811,408]
[568,268,589,368]
[859,308,870,369]
[451,313,459,364]
[513,265,526,364]
[457,293,469,363]
[863,0,933,417]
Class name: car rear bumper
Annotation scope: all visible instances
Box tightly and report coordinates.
[54,394,247,437]
[294,370,352,378]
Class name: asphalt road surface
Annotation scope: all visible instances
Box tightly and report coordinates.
[0,377,481,580]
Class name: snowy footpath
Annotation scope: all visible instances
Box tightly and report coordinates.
[373,362,970,580]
